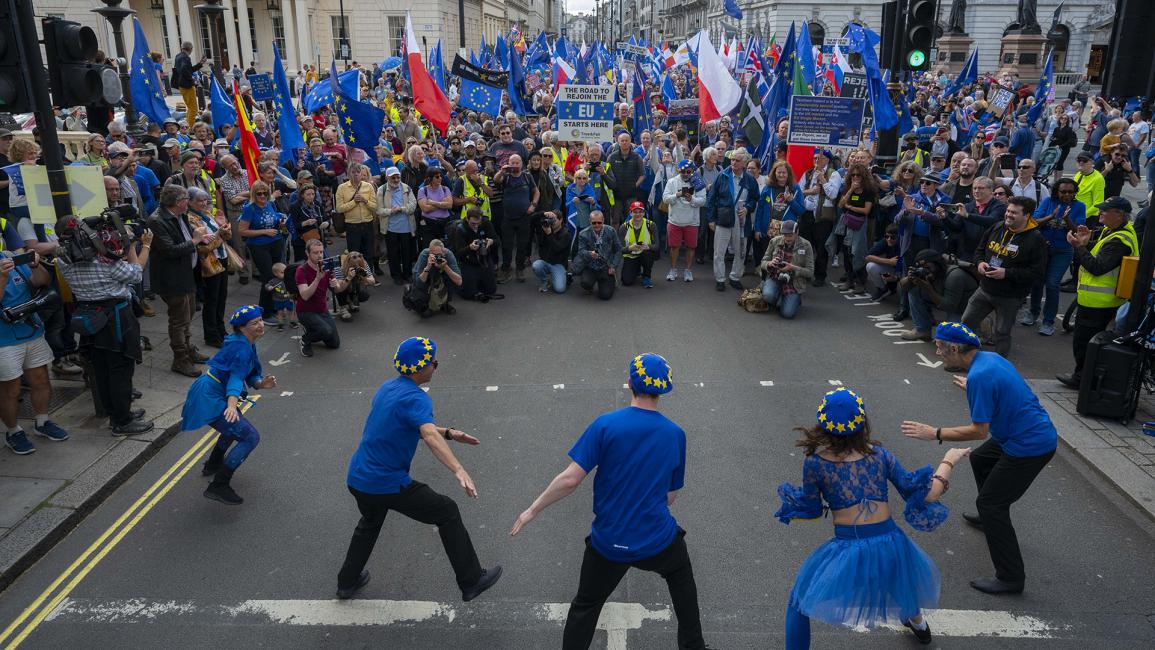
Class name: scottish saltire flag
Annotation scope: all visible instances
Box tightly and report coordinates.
[1026,53,1054,124]
[271,43,304,164]
[129,18,171,125]
[739,71,767,156]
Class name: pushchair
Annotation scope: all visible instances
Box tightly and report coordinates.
[1035,146,1061,186]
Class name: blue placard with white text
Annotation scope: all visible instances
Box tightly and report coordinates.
[248,73,274,102]
[786,95,866,147]
[557,85,616,142]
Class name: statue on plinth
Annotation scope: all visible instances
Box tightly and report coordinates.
[947,0,968,36]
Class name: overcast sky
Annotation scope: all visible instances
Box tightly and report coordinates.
[567,0,597,13]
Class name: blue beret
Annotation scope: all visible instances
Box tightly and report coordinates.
[628,353,673,396]
[934,321,981,347]
[678,159,694,171]
[229,304,263,327]
[394,337,436,375]
[817,388,867,437]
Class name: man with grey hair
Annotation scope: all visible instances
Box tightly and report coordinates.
[147,184,211,377]
[695,147,723,263]
[707,150,759,291]
[215,154,251,282]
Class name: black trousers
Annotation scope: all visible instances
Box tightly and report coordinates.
[970,438,1054,583]
[385,231,417,280]
[345,222,375,262]
[201,272,228,345]
[298,311,340,348]
[1072,305,1117,375]
[501,217,532,271]
[563,530,705,650]
[800,215,834,282]
[459,262,497,299]
[580,268,615,300]
[620,251,654,285]
[418,218,448,250]
[337,482,483,591]
[88,347,136,426]
[43,303,76,360]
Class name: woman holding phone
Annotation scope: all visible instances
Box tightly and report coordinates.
[1023,178,1085,336]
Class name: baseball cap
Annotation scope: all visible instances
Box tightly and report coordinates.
[107,141,133,157]
[213,138,229,148]
[163,117,178,126]
[296,169,314,180]
[629,201,645,212]
[1075,151,1094,162]
[780,220,798,234]
[1094,196,1132,213]
[162,138,181,149]
[991,137,1009,147]
[0,128,12,138]
[385,166,401,177]
[136,143,157,155]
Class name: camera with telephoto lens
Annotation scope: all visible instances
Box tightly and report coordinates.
[474,237,488,256]
[58,205,143,263]
[1,288,60,326]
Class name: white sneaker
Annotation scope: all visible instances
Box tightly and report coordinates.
[666,269,678,281]
[683,269,693,282]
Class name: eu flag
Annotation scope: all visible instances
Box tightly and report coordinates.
[1026,53,1054,125]
[303,69,361,114]
[209,74,237,138]
[272,43,304,164]
[129,18,171,125]
[452,55,505,117]
[724,0,744,20]
[330,60,385,155]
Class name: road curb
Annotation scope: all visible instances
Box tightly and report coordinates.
[0,417,184,593]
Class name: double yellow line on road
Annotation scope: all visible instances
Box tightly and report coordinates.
[0,396,260,649]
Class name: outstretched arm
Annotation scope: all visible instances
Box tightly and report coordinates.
[510,462,588,536]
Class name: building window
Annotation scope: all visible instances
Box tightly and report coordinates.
[808,22,825,46]
[247,8,258,64]
[331,14,351,59]
[387,15,405,56]
[272,13,287,56]
[1051,24,1070,71]
[199,14,213,59]
[157,12,172,57]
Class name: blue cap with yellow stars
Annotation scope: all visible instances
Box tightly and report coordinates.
[229,304,263,327]
[628,353,673,396]
[394,337,436,376]
[816,388,867,437]
[934,321,981,348]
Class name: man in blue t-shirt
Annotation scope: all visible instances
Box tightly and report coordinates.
[335,337,502,602]
[511,353,708,650]
[902,322,1057,596]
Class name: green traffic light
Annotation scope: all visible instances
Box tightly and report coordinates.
[907,50,926,68]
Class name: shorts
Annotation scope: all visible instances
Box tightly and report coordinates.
[273,299,294,312]
[667,224,699,249]
[0,336,53,382]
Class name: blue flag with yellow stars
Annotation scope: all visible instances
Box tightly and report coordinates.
[129,18,171,125]
[209,74,236,138]
[329,60,385,155]
[272,42,304,165]
[451,55,506,117]
[1026,52,1054,125]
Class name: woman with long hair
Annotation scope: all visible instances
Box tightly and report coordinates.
[186,187,231,348]
[832,164,877,293]
[753,161,805,263]
[777,388,970,648]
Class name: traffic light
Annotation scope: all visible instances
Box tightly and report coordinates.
[902,0,937,71]
[42,18,103,108]
[0,3,31,113]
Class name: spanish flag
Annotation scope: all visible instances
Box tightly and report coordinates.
[233,80,260,187]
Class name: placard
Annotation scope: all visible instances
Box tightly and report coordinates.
[988,87,1016,118]
[616,43,650,62]
[22,164,108,224]
[247,73,274,102]
[786,96,866,147]
[557,85,615,142]
[839,73,869,100]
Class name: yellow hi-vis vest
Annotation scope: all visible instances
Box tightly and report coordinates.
[458,175,492,220]
[1077,223,1139,309]
[622,219,652,259]
[590,161,613,207]
[550,147,568,172]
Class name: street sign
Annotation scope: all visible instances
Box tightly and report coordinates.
[248,73,274,102]
[23,164,108,224]
[786,96,866,148]
[557,85,615,142]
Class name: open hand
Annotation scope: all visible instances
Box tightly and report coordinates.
[455,468,478,499]
[510,509,535,536]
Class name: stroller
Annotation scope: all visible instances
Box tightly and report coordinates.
[1035,146,1062,185]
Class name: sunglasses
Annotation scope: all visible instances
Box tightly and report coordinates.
[590,221,604,225]
[884,234,897,240]
[254,191,269,196]
[1018,165,1033,169]
[919,180,935,185]
[993,190,1008,196]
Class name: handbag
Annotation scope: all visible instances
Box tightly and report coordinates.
[301,229,321,242]
[840,210,866,231]
[200,252,225,277]
[224,243,246,272]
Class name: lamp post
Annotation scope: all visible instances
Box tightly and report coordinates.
[91,0,140,134]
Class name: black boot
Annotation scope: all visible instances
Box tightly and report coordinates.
[201,445,227,476]
[204,467,244,505]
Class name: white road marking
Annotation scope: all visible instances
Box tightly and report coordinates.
[420,387,430,392]
[485,386,499,392]
[267,352,291,367]
[916,353,943,369]
[279,391,294,397]
[827,380,843,386]
[904,379,911,385]
[852,301,881,306]
[759,380,775,387]
[553,384,565,390]
[874,608,1068,639]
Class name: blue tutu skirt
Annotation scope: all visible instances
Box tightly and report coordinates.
[789,519,940,629]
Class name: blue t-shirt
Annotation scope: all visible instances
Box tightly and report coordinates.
[966,352,1057,457]
[568,406,686,563]
[239,202,284,246]
[0,261,43,347]
[347,376,435,494]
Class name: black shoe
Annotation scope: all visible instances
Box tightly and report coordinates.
[903,619,933,645]
[300,339,314,358]
[131,388,142,400]
[715,281,725,292]
[729,279,743,291]
[111,419,154,436]
[962,512,984,530]
[204,339,224,349]
[420,309,434,318]
[810,278,825,287]
[238,276,250,285]
[461,565,503,602]
[969,576,1024,595]
[1056,373,1081,389]
[204,468,243,505]
[336,570,371,600]
[442,304,457,315]
[892,308,909,321]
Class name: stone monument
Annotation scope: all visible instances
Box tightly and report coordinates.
[998,0,1047,79]
[936,0,974,76]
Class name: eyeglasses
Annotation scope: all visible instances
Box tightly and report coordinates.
[919,180,935,185]
[253,191,269,196]
[993,190,1008,196]
[884,234,897,240]
[589,220,604,225]
[1018,165,1032,169]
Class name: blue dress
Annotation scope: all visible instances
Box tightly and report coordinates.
[180,334,264,431]
[775,446,947,629]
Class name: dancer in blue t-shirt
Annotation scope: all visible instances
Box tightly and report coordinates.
[902,322,1058,596]
[334,337,502,602]
[511,353,710,650]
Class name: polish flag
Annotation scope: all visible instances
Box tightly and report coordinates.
[404,12,450,136]
[554,56,576,87]
[695,31,741,123]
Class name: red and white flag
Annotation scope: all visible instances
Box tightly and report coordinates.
[404,12,451,136]
[695,31,741,123]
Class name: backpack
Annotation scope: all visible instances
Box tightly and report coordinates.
[283,262,304,298]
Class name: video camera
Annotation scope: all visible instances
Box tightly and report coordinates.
[319,256,345,279]
[0,284,59,326]
[58,205,144,263]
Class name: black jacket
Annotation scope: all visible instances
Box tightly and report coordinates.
[947,200,1006,262]
[607,148,645,202]
[146,208,198,296]
[172,52,201,89]
[448,219,499,267]
[536,222,571,267]
[973,221,1047,298]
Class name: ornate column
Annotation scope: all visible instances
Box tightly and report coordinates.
[220,0,242,70]
[176,0,197,55]
[162,0,183,58]
[278,0,300,72]
[294,0,312,73]
[235,0,254,68]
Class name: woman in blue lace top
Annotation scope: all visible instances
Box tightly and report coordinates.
[775,387,971,648]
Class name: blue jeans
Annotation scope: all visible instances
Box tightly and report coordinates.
[1029,249,1073,325]
[908,287,936,333]
[761,280,802,319]
[531,259,568,293]
[209,414,260,470]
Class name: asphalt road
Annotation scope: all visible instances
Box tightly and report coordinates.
[1,267,1154,649]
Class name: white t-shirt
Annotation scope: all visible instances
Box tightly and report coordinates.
[1127,121,1150,147]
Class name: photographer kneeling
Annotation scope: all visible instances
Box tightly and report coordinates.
[56,212,155,436]
[758,220,814,319]
[900,249,949,341]
[295,239,346,357]
[532,211,572,294]
[448,208,499,301]
[408,239,462,318]
[332,251,376,322]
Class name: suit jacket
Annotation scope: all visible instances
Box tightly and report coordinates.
[146,207,198,296]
